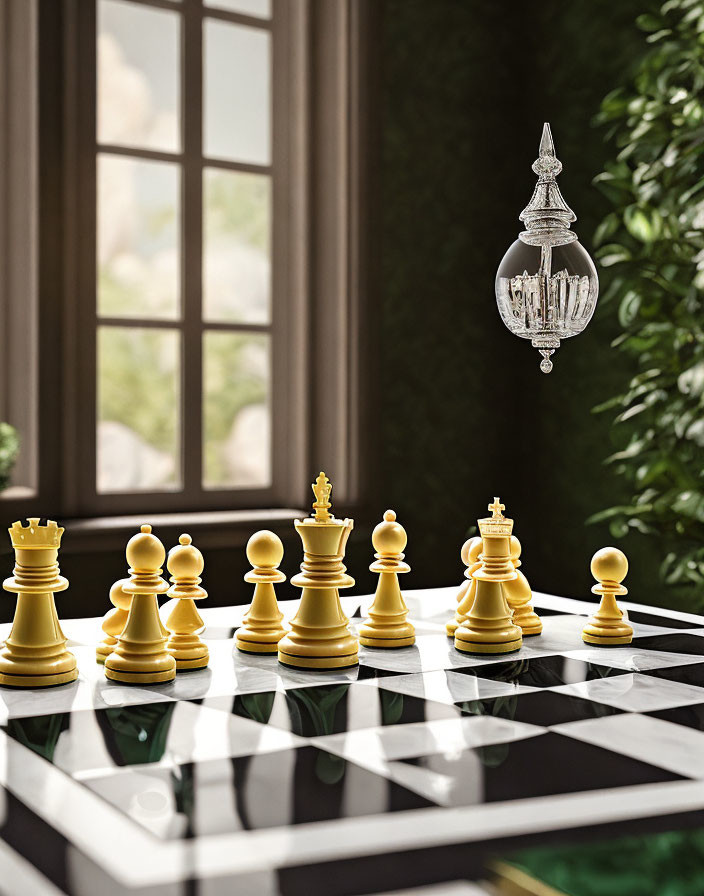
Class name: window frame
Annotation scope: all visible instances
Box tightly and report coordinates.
[0,0,378,524]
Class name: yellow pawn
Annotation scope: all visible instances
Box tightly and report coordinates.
[582,547,633,646]
[456,538,480,603]
[165,534,209,671]
[96,578,131,664]
[236,530,288,654]
[447,537,483,638]
[359,510,414,648]
[455,498,522,655]
[105,525,176,685]
[503,536,542,636]
[0,519,77,688]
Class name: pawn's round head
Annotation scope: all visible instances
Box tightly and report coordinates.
[372,509,407,555]
[247,529,284,569]
[591,546,628,584]
[463,536,482,566]
[167,533,204,579]
[126,524,165,572]
[109,577,132,610]
[509,535,522,562]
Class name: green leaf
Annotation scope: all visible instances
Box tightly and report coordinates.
[596,243,632,266]
[624,205,663,242]
[636,13,664,30]
[619,290,642,326]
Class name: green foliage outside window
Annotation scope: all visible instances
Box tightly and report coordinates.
[590,0,704,602]
[0,423,19,492]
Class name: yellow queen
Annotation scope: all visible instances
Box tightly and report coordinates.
[278,473,358,669]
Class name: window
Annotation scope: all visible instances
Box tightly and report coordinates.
[97,0,275,505]
[0,0,376,521]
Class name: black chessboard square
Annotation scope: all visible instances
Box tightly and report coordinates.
[647,703,704,732]
[84,746,435,839]
[458,654,628,690]
[390,732,684,808]
[631,633,704,656]
[641,662,704,689]
[456,689,624,728]
[209,683,459,737]
[1,702,182,776]
[627,609,701,629]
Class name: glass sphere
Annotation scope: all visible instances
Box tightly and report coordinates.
[495,237,598,344]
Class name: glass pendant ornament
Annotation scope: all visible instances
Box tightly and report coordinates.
[495,123,599,373]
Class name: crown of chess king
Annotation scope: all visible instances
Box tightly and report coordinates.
[478,498,514,537]
[8,518,64,549]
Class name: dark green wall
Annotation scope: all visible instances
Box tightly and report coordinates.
[378,0,665,604]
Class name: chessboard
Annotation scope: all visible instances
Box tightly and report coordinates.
[3,587,704,896]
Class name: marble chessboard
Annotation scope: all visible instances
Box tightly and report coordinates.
[4,589,704,896]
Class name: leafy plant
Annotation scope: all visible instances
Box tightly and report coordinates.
[0,422,19,492]
[590,0,704,597]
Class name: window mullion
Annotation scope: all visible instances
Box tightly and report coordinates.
[182,0,204,502]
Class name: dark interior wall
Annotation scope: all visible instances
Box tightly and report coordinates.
[377,0,663,604]
[1,2,665,623]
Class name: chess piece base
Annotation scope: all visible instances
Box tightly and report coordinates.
[167,634,209,670]
[446,617,464,637]
[105,647,176,684]
[236,633,283,655]
[96,637,116,664]
[359,618,415,649]
[0,670,77,688]
[359,633,415,648]
[278,649,358,669]
[173,654,209,670]
[278,586,358,670]
[104,665,176,684]
[235,623,288,654]
[582,632,632,646]
[0,645,78,688]
[454,633,522,655]
[514,612,543,636]
[0,648,78,688]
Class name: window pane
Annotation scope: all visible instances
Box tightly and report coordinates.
[98,154,180,320]
[203,170,271,323]
[204,20,271,165]
[98,327,181,493]
[98,0,181,153]
[205,0,271,17]
[203,332,271,489]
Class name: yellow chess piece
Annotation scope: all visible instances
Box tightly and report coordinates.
[359,510,415,648]
[455,498,523,655]
[165,534,209,671]
[96,577,131,664]
[447,537,483,637]
[582,547,633,646]
[456,538,480,603]
[236,530,288,654]
[105,525,176,684]
[0,519,77,688]
[503,536,542,636]
[278,472,358,669]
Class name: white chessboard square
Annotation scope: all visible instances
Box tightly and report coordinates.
[562,646,704,673]
[550,672,704,713]
[551,712,704,780]
[375,669,538,704]
[315,715,544,765]
[359,634,562,675]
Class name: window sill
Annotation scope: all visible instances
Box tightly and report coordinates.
[44,508,306,555]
